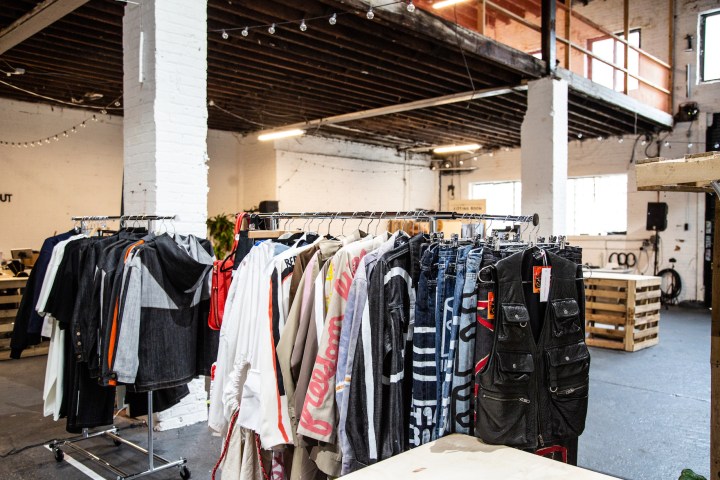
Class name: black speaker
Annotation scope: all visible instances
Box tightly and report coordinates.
[259,200,279,213]
[646,202,668,231]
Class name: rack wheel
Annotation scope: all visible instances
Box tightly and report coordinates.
[179,466,191,479]
[53,448,64,462]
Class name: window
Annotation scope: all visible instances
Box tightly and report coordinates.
[588,29,640,92]
[469,181,521,216]
[566,174,627,235]
[700,10,720,82]
[471,175,627,236]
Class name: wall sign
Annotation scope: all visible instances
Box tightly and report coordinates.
[0,194,12,203]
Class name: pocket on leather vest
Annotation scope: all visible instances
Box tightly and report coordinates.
[545,342,590,437]
[476,387,531,446]
[550,298,582,338]
[499,304,530,341]
[493,351,534,387]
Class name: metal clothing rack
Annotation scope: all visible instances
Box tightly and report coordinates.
[50,214,189,480]
[71,215,176,232]
[250,210,539,233]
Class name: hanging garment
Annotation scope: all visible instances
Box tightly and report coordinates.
[475,248,590,449]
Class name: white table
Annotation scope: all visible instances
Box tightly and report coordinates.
[343,434,616,480]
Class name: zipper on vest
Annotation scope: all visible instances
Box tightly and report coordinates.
[481,393,530,404]
[555,383,588,396]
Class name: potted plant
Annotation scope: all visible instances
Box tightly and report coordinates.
[206,214,235,259]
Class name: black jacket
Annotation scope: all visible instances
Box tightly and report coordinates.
[475,247,589,449]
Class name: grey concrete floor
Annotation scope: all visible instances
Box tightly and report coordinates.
[579,306,711,480]
[0,306,711,479]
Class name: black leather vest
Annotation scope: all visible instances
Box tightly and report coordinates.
[476,248,590,449]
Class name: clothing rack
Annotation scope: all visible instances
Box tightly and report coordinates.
[49,214,189,480]
[71,215,176,232]
[249,210,539,232]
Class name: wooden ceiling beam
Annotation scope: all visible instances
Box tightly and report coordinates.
[0,0,90,55]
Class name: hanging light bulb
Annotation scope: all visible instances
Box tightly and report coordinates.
[221,29,229,40]
[688,142,693,148]
[597,136,603,141]
[577,133,583,139]
[81,121,86,128]
[45,138,51,143]
[641,139,647,146]
[100,109,107,115]
[329,13,337,25]
[71,126,77,133]
[367,7,374,19]
[458,159,464,166]
[300,19,307,31]
[407,0,416,12]
[618,137,624,143]
[443,161,451,168]
[91,115,98,122]
[268,23,276,34]
[30,142,35,147]
[63,131,69,137]
[488,151,494,157]
[663,141,670,147]
[430,164,437,171]
[114,101,121,107]
[241,27,249,37]
[715,143,720,149]
[54,135,59,141]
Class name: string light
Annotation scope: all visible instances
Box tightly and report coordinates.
[0,115,100,148]
[577,133,583,139]
[618,137,624,143]
[211,1,410,38]
[641,139,647,146]
[0,79,123,112]
[597,136,603,141]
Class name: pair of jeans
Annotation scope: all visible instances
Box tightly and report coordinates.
[450,247,483,434]
[433,244,459,439]
[409,243,438,447]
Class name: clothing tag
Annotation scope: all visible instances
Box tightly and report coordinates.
[540,268,551,302]
[533,266,551,293]
[487,291,495,320]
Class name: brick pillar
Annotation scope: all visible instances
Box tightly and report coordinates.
[122,0,209,430]
[520,77,568,237]
[122,0,208,236]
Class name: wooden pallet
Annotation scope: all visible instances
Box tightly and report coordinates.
[0,275,48,360]
[584,272,661,352]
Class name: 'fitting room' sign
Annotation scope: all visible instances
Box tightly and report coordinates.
[0,194,13,203]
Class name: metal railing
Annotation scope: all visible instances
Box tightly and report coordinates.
[416,0,672,113]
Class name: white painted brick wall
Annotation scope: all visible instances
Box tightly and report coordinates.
[122,0,208,238]
[521,78,569,237]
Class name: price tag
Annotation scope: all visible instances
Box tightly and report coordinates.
[540,267,551,302]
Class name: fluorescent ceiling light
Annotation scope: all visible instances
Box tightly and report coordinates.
[433,143,481,154]
[258,129,305,141]
[433,0,471,9]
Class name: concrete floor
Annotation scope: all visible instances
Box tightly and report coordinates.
[0,306,711,479]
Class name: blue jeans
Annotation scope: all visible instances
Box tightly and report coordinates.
[434,244,459,438]
[409,244,438,447]
[450,247,483,434]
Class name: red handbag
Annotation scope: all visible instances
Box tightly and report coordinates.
[208,214,247,330]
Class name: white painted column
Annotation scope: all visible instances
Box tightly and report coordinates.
[122,0,208,237]
[122,0,209,430]
[520,77,568,238]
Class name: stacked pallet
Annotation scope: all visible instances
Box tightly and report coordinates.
[584,272,661,352]
[0,275,47,360]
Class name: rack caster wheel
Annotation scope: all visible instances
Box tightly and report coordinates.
[53,448,64,462]
[179,466,191,479]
